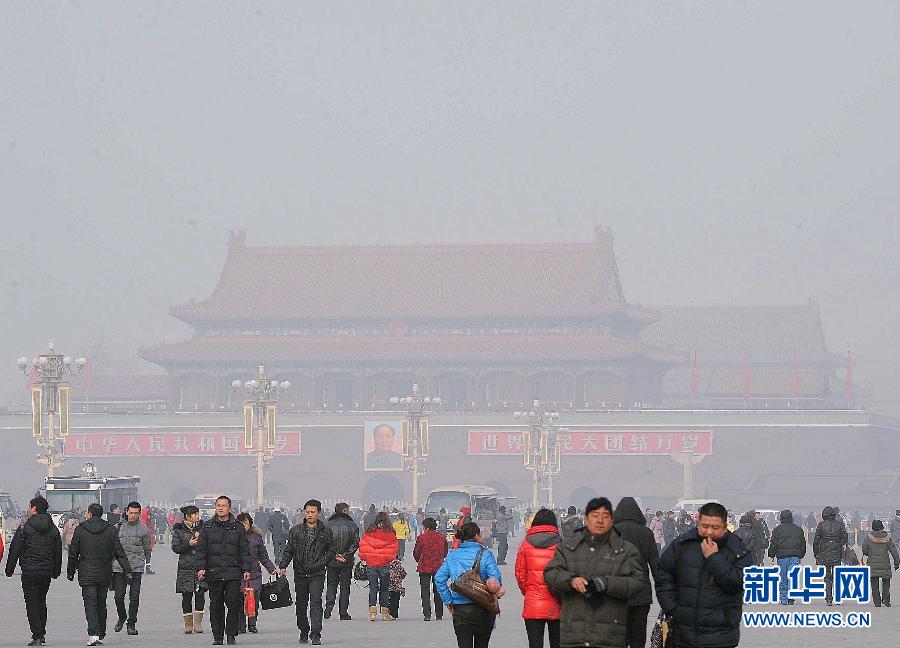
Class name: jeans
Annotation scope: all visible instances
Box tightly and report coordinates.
[419,572,444,620]
[181,590,206,614]
[295,574,326,638]
[21,573,51,640]
[777,557,801,604]
[398,539,407,560]
[368,566,390,608]
[872,577,891,606]
[625,605,650,647]
[208,579,242,640]
[113,572,143,624]
[81,584,109,637]
[496,534,509,563]
[452,603,494,648]
[524,618,559,648]
[325,560,353,617]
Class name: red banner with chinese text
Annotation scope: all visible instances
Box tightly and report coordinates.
[467,430,712,455]
[63,430,301,456]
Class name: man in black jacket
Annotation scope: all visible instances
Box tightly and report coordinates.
[323,502,358,621]
[813,506,847,606]
[66,503,131,647]
[279,499,335,646]
[5,496,62,646]
[656,502,754,648]
[195,496,251,646]
[750,511,770,566]
[267,508,290,563]
[613,497,659,648]
[768,510,806,605]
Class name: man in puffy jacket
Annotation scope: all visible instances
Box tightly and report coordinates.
[279,499,335,645]
[733,513,757,561]
[656,502,753,648]
[412,517,448,621]
[5,496,62,646]
[662,511,676,549]
[862,519,900,607]
[195,496,251,646]
[323,502,358,621]
[560,506,582,541]
[768,510,806,604]
[112,502,152,635]
[515,509,561,648]
[813,506,848,606]
[67,503,132,646]
[613,497,659,648]
[544,497,645,648]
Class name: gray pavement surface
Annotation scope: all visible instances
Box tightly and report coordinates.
[1,535,896,647]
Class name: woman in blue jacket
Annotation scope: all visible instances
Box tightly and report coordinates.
[435,522,504,648]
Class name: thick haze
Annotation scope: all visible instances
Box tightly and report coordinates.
[2,2,898,409]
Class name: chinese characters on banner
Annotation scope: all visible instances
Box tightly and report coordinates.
[64,430,302,456]
[467,430,713,455]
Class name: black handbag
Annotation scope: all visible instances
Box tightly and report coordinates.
[259,576,293,610]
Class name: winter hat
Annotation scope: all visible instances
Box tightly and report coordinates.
[872,519,884,531]
[584,497,613,516]
[180,505,199,516]
[740,513,753,525]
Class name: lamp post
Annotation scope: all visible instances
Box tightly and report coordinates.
[390,383,441,508]
[232,366,289,508]
[514,402,564,509]
[17,341,87,478]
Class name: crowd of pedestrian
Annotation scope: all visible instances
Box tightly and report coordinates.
[5,496,900,648]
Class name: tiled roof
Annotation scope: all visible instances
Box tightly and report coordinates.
[139,334,682,367]
[639,304,831,364]
[171,228,646,322]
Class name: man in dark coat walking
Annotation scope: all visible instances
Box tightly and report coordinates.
[544,497,645,648]
[66,503,131,646]
[656,502,753,648]
[279,499,335,645]
[767,510,806,604]
[662,511,676,549]
[323,502,358,621]
[195,496,251,645]
[267,508,290,563]
[5,496,62,646]
[750,511,770,566]
[613,497,659,648]
[813,506,847,606]
[890,510,900,542]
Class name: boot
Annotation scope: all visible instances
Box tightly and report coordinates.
[381,607,394,621]
[248,618,258,634]
[183,614,193,634]
[368,606,377,621]
[192,611,204,633]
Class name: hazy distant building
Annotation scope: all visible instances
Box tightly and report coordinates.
[641,303,852,408]
[140,228,681,411]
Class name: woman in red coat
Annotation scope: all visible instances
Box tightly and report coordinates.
[515,508,561,648]
[358,512,399,621]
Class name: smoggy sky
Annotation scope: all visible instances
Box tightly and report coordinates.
[2,2,898,407]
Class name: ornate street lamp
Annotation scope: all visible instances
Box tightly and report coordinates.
[232,366,289,508]
[389,383,441,508]
[17,341,87,478]
[514,401,564,508]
